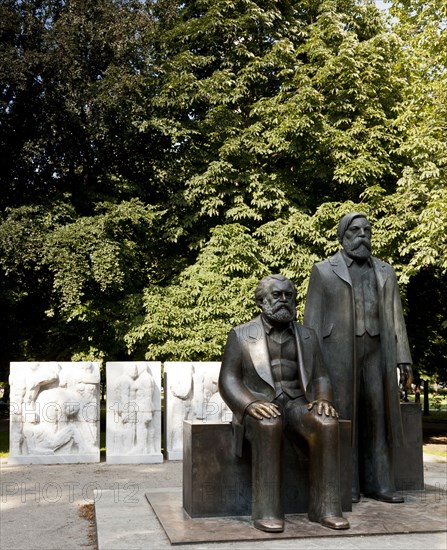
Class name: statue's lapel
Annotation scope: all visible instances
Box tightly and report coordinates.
[247,317,274,388]
[293,323,310,391]
[330,250,352,286]
[372,257,388,289]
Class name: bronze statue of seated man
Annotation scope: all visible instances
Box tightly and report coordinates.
[218,274,349,533]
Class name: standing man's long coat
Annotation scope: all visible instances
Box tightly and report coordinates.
[303,250,412,447]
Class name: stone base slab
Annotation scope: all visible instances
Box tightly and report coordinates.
[106,453,163,464]
[146,486,445,545]
[164,450,183,461]
[7,453,99,464]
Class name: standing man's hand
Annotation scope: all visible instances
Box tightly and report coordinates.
[246,401,281,420]
[398,364,413,389]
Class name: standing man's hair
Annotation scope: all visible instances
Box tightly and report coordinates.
[337,212,368,244]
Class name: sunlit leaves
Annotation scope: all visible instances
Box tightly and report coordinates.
[125,224,268,360]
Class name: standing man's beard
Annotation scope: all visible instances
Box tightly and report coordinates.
[262,301,295,323]
[343,237,371,261]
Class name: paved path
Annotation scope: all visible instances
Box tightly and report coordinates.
[1,456,446,550]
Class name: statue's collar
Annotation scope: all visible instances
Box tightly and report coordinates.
[341,249,373,267]
[261,314,293,335]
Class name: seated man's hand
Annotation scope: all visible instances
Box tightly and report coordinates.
[246,401,281,420]
[307,400,338,418]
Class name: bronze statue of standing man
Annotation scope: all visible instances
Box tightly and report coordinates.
[219,274,349,533]
[304,213,413,504]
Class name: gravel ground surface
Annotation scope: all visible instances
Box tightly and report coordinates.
[1,460,183,549]
[1,454,446,550]
[1,419,445,550]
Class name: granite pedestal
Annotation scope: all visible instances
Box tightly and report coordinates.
[394,402,424,490]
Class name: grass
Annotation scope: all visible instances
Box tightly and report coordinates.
[422,410,447,422]
[423,448,447,458]
[0,429,8,457]
[100,431,106,461]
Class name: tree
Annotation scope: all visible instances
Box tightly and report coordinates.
[125,201,373,360]
[374,0,447,386]
[0,199,164,380]
[149,0,403,241]
[0,0,169,211]
[0,0,177,378]
[125,223,269,360]
[1,0,445,390]
[0,201,68,380]
[387,0,447,275]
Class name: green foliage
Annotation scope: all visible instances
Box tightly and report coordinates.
[42,199,162,360]
[0,0,166,210]
[405,268,447,380]
[126,201,373,357]
[44,199,159,315]
[150,0,402,236]
[0,199,163,375]
[125,224,269,360]
[379,0,447,281]
[0,0,445,388]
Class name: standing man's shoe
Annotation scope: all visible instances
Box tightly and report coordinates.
[366,491,404,503]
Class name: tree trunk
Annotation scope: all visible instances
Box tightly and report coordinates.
[423,380,430,416]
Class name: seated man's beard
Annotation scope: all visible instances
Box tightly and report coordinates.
[262,301,295,323]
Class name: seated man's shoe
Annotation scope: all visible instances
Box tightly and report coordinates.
[366,491,404,504]
[352,491,361,503]
[254,518,285,532]
[320,516,350,530]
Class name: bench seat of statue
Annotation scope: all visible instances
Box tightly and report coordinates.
[183,419,352,518]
